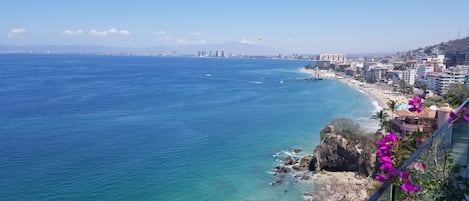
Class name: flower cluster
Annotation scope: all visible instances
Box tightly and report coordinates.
[375,132,398,182]
[449,107,469,124]
[408,96,423,113]
[375,132,422,200]
[400,171,420,193]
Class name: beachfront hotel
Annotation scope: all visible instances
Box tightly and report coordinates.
[319,53,347,64]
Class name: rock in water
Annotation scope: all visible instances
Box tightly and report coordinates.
[284,155,295,165]
[297,155,312,171]
[293,148,303,153]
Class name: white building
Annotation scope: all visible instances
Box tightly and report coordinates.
[434,71,466,95]
[426,72,438,92]
[404,69,417,86]
[392,69,417,86]
[319,53,346,64]
[416,65,434,79]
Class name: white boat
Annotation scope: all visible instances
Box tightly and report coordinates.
[279,79,284,84]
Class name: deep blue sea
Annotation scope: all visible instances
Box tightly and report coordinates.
[0,55,377,201]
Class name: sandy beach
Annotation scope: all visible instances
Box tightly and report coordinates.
[301,68,409,116]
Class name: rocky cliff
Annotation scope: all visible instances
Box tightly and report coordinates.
[308,126,376,177]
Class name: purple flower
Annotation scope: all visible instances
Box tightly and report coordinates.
[380,156,392,163]
[375,173,387,182]
[449,111,458,123]
[388,168,398,177]
[408,96,423,113]
[384,132,398,143]
[401,181,420,193]
[400,171,410,182]
[380,163,396,172]
[416,138,424,144]
[461,107,469,122]
[402,198,411,201]
[376,140,386,147]
[464,114,469,121]
[413,162,426,171]
[449,107,469,124]
[377,149,391,157]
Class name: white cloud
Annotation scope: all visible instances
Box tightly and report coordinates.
[176,38,190,44]
[62,29,83,36]
[8,28,26,38]
[89,29,108,37]
[190,31,202,36]
[89,28,131,37]
[239,38,255,44]
[154,30,166,36]
[153,31,172,40]
[159,35,172,40]
[175,38,207,45]
[119,30,130,35]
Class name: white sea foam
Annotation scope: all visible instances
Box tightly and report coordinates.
[372,100,383,112]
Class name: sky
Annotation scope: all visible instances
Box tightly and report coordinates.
[1,0,469,53]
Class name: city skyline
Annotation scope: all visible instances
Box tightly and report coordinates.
[1,0,469,53]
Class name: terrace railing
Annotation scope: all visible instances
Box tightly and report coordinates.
[368,97,469,201]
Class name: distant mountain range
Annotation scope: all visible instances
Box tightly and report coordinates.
[0,42,286,56]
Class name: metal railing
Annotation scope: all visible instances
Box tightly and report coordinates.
[368,97,469,201]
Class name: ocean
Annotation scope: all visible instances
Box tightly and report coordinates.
[0,55,377,201]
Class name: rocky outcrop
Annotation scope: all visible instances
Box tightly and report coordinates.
[293,155,313,171]
[293,148,303,153]
[284,155,295,165]
[308,133,375,177]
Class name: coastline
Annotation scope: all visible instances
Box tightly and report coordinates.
[335,77,387,110]
[299,68,410,116]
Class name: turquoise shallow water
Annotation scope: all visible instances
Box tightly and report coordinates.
[0,55,376,201]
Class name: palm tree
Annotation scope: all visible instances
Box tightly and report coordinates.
[371,109,389,135]
[387,100,397,120]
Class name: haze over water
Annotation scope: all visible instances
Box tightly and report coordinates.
[0,55,377,201]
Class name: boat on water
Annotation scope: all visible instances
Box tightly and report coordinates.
[279,79,284,84]
[205,73,212,77]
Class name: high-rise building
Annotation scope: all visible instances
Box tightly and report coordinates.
[416,65,434,79]
[319,53,347,64]
[434,70,466,95]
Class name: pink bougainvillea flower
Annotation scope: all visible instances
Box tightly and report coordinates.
[400,171,410,182]
[464,114,469,121]
[449,107,469,123]
[413,162,426,171]
[388,168,398,177]
[461,107,469,121]
[376,149,391,157]
[401,181,420,193]
[449,111,458,123]
[408,96,423,113]
[376,139,386,147]
[416,138,424,144]
[375,173,387,182]
[380,156,392,163]
[380,163,396,172]
[402,197,411,201]
[384,132,398,143]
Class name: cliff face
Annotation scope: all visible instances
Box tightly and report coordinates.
[309,132,376,177]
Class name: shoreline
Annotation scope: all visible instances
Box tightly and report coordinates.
[335,77,388,110]
[299,68,410,116]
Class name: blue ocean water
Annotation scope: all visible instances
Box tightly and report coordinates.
[0,55,376,201]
